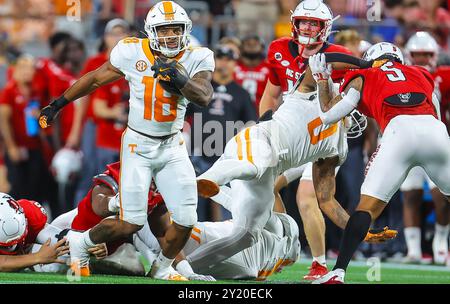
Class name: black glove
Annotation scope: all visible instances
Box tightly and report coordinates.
[39,96,70,128]
[151,57,189,89]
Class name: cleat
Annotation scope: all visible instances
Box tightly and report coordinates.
[312,269,345,284]
[303,261,328,280]
[401,255,422,264]
[197,179,220,198]
[150,263,188,281]
[70,261,91,277]
[67,231,91,276]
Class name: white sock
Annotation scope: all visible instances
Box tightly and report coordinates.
[433,224,449,252]
[434,224,450,241]
[155,252,174,269]
[404,227,422,257]
[82,230,96,247]
[313,255,327,266]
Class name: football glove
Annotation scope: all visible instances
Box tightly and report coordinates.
[310,53,332,82]
[151,57,189,89]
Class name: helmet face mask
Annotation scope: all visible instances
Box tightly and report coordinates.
[144,1,192,58]
[290,0,335,46]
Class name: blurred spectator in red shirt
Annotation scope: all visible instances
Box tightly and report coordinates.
[0,55,49,203]
[73,18,129,204]
[92,78,128,173]
[234,35,270,115]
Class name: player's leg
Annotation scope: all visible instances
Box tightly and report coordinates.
[400,167,425,263]
[419,118,450,264]
[197,127,273,197]
[68,129,151,275]
[430,185,450,264]
[187,168,276,270]
[297,163,327,280]
[150,138,197,280]
[315,119,414,284]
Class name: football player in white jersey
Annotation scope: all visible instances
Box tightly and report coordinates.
[38,1,214,280]
[186,57,358,270]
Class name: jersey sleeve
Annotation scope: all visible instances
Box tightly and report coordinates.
[18,200,48,243]
[339,69,365,93]
[110,38,137,73]
[189,48,215,77]
[267,41,281,86]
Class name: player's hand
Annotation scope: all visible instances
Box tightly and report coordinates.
[187,273,216,282]
[310,53,332,82]
[35,238,70,265]
[88,243,108,260]
[364,226,398,243]
[39,104,60,128]
[151,57,189,89]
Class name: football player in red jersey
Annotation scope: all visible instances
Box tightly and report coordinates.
[0,192,69,272]
[311,43,450,284]
[259,0,353,280]
[234,35,270,115]
[46,162,214,281]
[400,32,450,265]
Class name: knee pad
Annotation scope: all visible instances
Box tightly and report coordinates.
[171,203,198,228]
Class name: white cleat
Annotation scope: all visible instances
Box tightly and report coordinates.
[150,263,188,281]
[67,230,91,277]
[401,255,422,265]
[312,269,345,284]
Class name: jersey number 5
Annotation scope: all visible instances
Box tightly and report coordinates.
[142,76,178,122]
[381,61,406,82]
[307,117,338,145]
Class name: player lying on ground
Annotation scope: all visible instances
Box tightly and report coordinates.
[34,162,214,281]
[188,53,397,272]
[309,43,450,284]
[38,1,214,280]
[0,192,69,272]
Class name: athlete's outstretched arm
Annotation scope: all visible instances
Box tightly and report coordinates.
[0,239,68,272]
[312,157,349,229]
[39,62,124,128]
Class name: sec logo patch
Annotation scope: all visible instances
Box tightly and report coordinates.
[136,60,148,72]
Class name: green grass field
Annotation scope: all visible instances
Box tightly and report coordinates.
[1,259,449,284]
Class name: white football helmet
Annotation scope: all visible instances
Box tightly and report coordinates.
[0,193,28,250]
[405,32,439,70]
[291,0,336,45]
[363,42,404,64]
[144,1,192,58]
[51,148,83,184]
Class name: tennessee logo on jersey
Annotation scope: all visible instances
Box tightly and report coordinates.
[340,61,437,132]
[267,37,353,92]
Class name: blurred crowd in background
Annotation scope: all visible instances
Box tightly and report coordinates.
[0,0,449,265]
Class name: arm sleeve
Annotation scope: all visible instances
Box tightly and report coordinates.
[282,164,308,184]
[318,88,361,125]
[432,92,442,121]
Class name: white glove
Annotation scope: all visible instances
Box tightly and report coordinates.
[310,53,332,82]
[175,259,216,281]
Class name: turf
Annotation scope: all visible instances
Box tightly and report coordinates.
[1,259,449,284]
